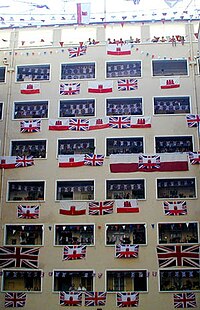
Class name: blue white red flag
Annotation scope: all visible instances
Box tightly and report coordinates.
[186,114,200,127]
[163,201,187,216]
[63,245,86,260]
[115,244,139,258]
[68,46,87,58]
[60,83,80,95]
[117,79,138,91]
[85,292,107,306]
[88,201,114,215]
[17,205,39,219]
[20,120,41,133]
[84,154,104,166]
[0,156,34,169]
[5,292,27,308]
[188,151,200,164]
[109,116,131,129]
[69,118,89,131]
[117,292,139,307]
[59,291,82,306]
[138,155,160,170]
[173,293,197,308]
[15,156,34,167]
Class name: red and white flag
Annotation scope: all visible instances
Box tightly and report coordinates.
[163,201,187,216]
[107,43,131,56]
[115,244,139,258]
[115,199,139,213]
[63,245,86,260]
[60,291,82,306]
[58,155,85,167]
[77,3,90,24]
[0,156,34,169]
[89,117,110,130]
[131,116,151,128]
[59,201,87,216]
[88,81,113,93]
[117,292,139,307]
[48,119,69,130]
[17,205,40,219]
[20,120,41,133]
[20,83,40,94]
[160,77,180,89]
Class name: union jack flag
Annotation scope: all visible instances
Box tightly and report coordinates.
[109,116,131,129]
[20,120,41,133]
[17,205,39,219]
[173,293,197,308]
[63,245,86,260]
[138,155,160,170]
[60,83,80,95]
[186,114,200,127]
[68,118,89,131]
[188,152,200,164]
[0,246,40,269]
[5,292,27,308]
[68,46,87,58]
[156,245,200,268]
[163,201,187,216]
[115,244,139,258]
[84,154,104,166]
[117,79,138,91]
[117,292,139,307]
[85,292,107,306]
[15,156,34,168]
[59,291,82,306]
[88,200,114,215]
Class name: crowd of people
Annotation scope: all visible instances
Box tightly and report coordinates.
[106,35,186,45]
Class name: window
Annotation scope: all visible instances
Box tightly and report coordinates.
[53,270,94,292]
[106,270,148,292]
[157,178,196,199]
[7,181,45,202]
[159,269,200,292]
[106,61,141,78]
[0,66,6,82]
[16,64,50,81]
[155,136,193,153]
[158,222,199,244]
[2,270,42,292]
[152,59,188,76]
[54,224,95,246]
[106,137,144,156]
[0,102,3,119]
[11,140,47,158]
[4,224,44,246]
[60,99,95,117]
[61,63,95,80]
[57,139,95,155]
[56,180,94,201]
[13,101,48,119]
[106,98,143,116]
[154,96,190,115]
[106,179,145,200]
[106,223,147,245]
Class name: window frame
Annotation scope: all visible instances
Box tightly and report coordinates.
[16,63,51,82]
[154,135,194,153]
[106,136,145,156]
[105,60,142,79]
[55,179,95,201]
[105,97,143,116]
[10,139,48,159]
[60,61,96,81]
[152,59,189,77]
[0,101,4,120]
[153,95,191,115]
[0,66,6,83]
[4,224,44,246]
[7,180,46,202]
[12,100,49,120]
[106,178,146,200]
[56,137,96,157]
[59,98,96,118]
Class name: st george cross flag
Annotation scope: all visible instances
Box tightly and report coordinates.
[163,201,187,216]
[85,292,107,306]
[89,117,110,130]
[0,246,40,269]
[186,114,200,127]
[84,154,104,166]
[117,79,138,91]
[88,81,113,93]
[17,205,39,219]
[48,119,69,131]
[156,245,200,268]
[173,293,197,308]
[88,201,114,215]
[77,3,90,24]
[107,43,131,56]
[115,244,139,258]
[68,46,87,58]
[115,199,139,213]
[0,156,34,169]
[5,292,27,308]
[20,120,41,133]
[160,77,180,89]
[130,116,151,128]
[58,155,85,167]
[20,83,40,94]
[69,118,89,131]
[60,83,80,95]
[188,151,200,164]
[117,292,139,307]
[15,156,34,168]
[59,291,82,306]
[109,153,188,173]
[109,116,131,129]
[63,245,86,260]
[59,201,87,216]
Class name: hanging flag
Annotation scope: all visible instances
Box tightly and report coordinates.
[69,118,89,131]
[173,293,197,308]
[15,155,34,168]
[130,116,151,128]
[60,83,80,95]
[186,114,200,127]
[107,43,131,55]
[116,199,139,213]
[59,291,82,306]
[68,46,87,58]
[88,201,114,215]
[20,120,41,133]
[89,117,110,130]
[156,245,200,268]
[117,292,139,307]
[17,205,39,219]
[85,292,107,306]
[48,119,69,131]
[115,244,139,258]
[58,155,85,167]
[117,79,138,91]
[188,151,200,164]
[20,83,40,94]
[163,201,187,216]
[109,153,189,173]
[5,292,27,308]
[59,201,87,216]
[63,245,86,260]
[84,154,104,166]
[109,116,131,129]
[0,246,40,269]
[164,0,182,9]
[160,77,180,89]
[77,3,90,24]
[88,81,113,93]
[0,156,34,169]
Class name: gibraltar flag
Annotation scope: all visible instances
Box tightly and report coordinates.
[107,43,131,56]
[20,83,40,94]
[88,81,113,93]
[0,156,17,169]
[58,155,85,167]
[115,199,139,213]
[59,201,87,215]
[48,119,69,130]
[89,117,110,130]
[131,116,151,128]
[110,153,188,173]
[77,3,90,24]
[160,77,180,89]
